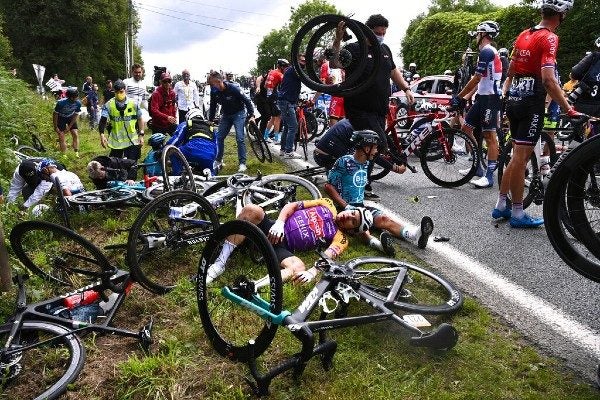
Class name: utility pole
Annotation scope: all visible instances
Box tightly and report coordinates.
[126,0,134,77]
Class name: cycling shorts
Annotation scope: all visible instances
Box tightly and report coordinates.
[257,215,293,265]
[464,94,500,132]
[329,96,345,119]
[313,150,337,171]
[506,97,545,146]
[268,97,281,117]
[57,116,78,131]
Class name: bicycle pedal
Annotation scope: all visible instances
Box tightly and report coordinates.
[139,317,154,354]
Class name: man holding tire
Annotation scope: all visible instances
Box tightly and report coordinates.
[332,14,413,200]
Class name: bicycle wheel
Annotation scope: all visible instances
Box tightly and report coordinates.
[9,220,116,287]
[350,257,463,315]
[127,190,220,294]
[310,108,328,140]
[242,174,321,217]
[31,133,46,152]
[304,110,318,139]
[197,220,281,362]
[297,118,309,161]
[52,176,72,229]
[262,137,273,163]
[246,121,266,163]
[161,145,197,193]
[15,145,40,158]
[544,136,600,283]
[0,321,85,400]
[66,188,137,206]
[420,128,479,187]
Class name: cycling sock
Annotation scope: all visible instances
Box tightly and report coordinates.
[368,237,384,252]
[486,160,497,181]
[512,202,524,219]
[214,240,236,268]
[401,225,419,241]
[495,193,507,210]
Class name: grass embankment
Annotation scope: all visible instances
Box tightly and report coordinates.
[0,70,597,399]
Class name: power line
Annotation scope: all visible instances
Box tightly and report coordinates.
[136,5,262,36]
[167,0,283,18]
[137,2,262,26]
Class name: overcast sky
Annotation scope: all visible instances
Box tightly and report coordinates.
[136,0,521,80]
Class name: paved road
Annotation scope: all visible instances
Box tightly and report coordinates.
[270,140,600,384]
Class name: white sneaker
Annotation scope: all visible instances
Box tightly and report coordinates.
[238,163,247,173]
[471,176,493,188]
[284,152,302,159]
[206,263,225,284]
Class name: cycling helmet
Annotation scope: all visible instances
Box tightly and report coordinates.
[409,62,417,68]
[36,158,57,173]
[355,207,373,233]
[412,73,421,80]
[350,130,380,148]
[276,58,290,68]
[540,0,573,12]
[595,36,600,49]
[499,47,509,57]
[470,20,500,38]
[148,133,166,150]
[66,87,78,98]
[185,108,204,122]
[444,69,453,75]
[113,79,126,91]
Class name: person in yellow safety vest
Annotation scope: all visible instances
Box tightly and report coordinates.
[98,79,145,161]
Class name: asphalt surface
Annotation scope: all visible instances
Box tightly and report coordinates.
[268,138,600,385]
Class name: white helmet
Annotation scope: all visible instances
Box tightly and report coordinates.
[444,69,453,75]
[595,36,600,49]
[412,73,421,80]
[409,62,417,68]
[185,108,204,122]
[540,0,574,12]
[470,20,500,38]
[355,207,373,233]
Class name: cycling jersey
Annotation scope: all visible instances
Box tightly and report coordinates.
[327,155,368,205]
[329,96,345,119]
[51,170,84,194]
[475,44,502,96]
[284,198,348,257]
[54,98,82,118]
[265,69,284,98]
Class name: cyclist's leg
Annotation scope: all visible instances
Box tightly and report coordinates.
[56,117,68,152]
[70,127,80,154]
[216,114,233,163]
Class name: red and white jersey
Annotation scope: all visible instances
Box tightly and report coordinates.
[511,25,558,78]
[475,44,502,95]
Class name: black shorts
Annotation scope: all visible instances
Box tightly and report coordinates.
[313,150,337,170]
[268,98,281,117]
[109,145,141,161]
[464,94,500,132]
[57,116,78,131]
[506,97,545,146]
[256,215,293,264]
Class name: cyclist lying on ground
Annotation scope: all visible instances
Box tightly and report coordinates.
[87,156,138,189]
[6,158,67,210]
[323,130,434,255]
[165,108,218,175]
[206,198,373,285]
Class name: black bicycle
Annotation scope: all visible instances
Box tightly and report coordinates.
[196,221,463,396]
[246,120,273,163]
[6,220,153,399]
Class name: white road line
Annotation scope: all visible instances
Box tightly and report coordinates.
[374,202,600,358]
[280,153,600,358]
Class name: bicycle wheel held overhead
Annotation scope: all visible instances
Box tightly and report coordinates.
[197,220,282,362]
[0,321,85,400]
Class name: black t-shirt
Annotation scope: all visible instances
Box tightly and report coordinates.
[343,42,395,116]
[315,118,354,158]
[571,51,600,103]
[91,156,137,189]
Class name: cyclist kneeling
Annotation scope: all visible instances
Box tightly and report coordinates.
[324,130,433,256]
[206,198,372,285]
[87,156,138,189]
[166,108,217,175]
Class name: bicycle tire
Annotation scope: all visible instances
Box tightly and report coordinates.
[241,174,321,217]
[349,257,463,315]
[544,136,600,283]
[161,145,197,193]
[197,220,282,362]
[15,145,40,158]
[127,190,220,294]
[369,161,392,181]
[31,133,46,152]
[298,117,309,161]
[0,321,85,400]
[262,137,273,163]
[52,175,72,229]
[420,128,479,187]
[246,121,266,163]
[312,108,328,139]
[304,109,318,140]
[9,220,117,288]
[66,187,137,206]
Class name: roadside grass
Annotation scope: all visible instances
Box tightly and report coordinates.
[0,71,598,399]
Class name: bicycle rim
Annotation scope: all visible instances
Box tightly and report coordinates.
[9,220,115,287]
[128,190,220,294]
[67,188,137,206]
[420,128,479,187]
[0,321,85,400]
[161,145,197,193]
[349,257,463,314]
[247,122,266,163]
[197,220,281,362]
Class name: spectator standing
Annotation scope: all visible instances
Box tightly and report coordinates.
[265,59,289,144]
[174,69,200,123]
[124,63,150,112]
[52,87,81,156]
[98,79,144,161]
[254,71,272,141]
[149,72,178,135]
[87,83,99,129]
[82,76,93,94]
[103,80,115,104]
[208,71,255,173]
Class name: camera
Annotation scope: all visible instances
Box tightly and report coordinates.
[153,66,167,87]
[567,80,590,105]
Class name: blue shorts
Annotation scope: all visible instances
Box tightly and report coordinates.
[464,94,500,132]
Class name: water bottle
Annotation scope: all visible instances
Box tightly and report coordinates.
[64,290,100,309]
[99,293,119,313]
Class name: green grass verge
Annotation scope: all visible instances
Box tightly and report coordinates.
[0,71,597,399]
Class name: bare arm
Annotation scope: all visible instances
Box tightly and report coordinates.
[541,67,571,112]
[390,68,414,104]
[323,183,347,209]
